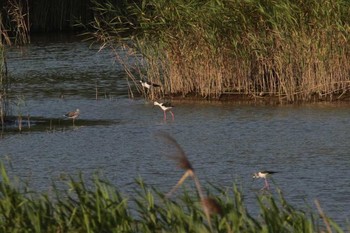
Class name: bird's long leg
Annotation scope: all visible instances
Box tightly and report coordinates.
[169,111,174,120]
[163,111,167,121]
[142,87,146,99]
[264,178,269,190]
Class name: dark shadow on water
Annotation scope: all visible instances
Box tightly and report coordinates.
[1,116,118,135]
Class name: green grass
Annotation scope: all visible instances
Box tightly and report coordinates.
[0,162,346,233]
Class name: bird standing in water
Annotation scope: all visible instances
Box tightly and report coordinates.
[64,109,80,125]
[253,171,277,190]
[154,101,174,121]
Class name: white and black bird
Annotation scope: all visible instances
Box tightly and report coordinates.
[253,171,277,190]
[154,101,174,121]
[139,79,161,89]
[63,109,80,125]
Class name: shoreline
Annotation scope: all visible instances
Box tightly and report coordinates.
[161,92,350,105]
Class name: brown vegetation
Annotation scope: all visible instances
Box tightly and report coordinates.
[88,0,350,103]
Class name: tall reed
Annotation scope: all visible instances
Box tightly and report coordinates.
[0,0,31,130]
[89,0,350,102]
[5,0,30,44]
[0,16,10,131]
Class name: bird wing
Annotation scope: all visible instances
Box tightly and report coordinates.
[65,111,78,117]
[67,112,75,117]
[262,171,278,174]
[163,102,173,107]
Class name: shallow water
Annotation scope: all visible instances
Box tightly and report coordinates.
[1,35,350,226]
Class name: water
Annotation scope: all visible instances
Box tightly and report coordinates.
[2,35,350,226]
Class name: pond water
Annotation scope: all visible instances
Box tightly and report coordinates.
[1,34,350,226]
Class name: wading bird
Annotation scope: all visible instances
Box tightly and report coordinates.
[139,79,161,89]
[154,101,174,121]
[64,109,80,125]
[253,171,277,190]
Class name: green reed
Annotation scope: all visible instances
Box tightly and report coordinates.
[89,0,350,102]
[0,162,346,232]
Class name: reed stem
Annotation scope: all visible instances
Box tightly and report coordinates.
[88,0,350,103]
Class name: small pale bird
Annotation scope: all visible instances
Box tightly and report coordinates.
[154,101,174,121]
[253,171,277,190]
[139,79,161,89]
[64,109,80,125]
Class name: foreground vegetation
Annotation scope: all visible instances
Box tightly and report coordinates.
[0,164,346,232]
[89,0,350,102]
[0,132,347,232]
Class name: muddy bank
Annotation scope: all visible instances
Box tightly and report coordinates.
[162,91,350,105]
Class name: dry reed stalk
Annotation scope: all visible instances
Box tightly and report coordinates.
[89,0,350,103]
[95,80,98,100]
[0,15,12,46]
[0,24,10,125]
[155,131,221,230]
[155,132,205,197]
[6,0,30,44]
[315,200,333,233]
[0,94,3,132]
[155,132,204,197]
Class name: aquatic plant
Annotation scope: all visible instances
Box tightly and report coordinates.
[89,0,350,102]
[0,15,10,131]
[5,0,30,44]
[0,0,31,131]
[0,162,346,232]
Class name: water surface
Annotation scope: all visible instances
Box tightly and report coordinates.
[1,35,350,226]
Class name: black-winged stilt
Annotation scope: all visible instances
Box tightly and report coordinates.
[253,171,277,190]
[139,79,161,89]
[154,101,174,121]
[64,109,80,125]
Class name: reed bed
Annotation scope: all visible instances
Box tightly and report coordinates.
[4,0,30,44]
[0,16,10,131]
[0,0,32,130]
[89,0,350,102]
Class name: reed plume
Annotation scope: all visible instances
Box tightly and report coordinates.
[155,131,223,231]
[155,131,203,199]
[89,0,350,103]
